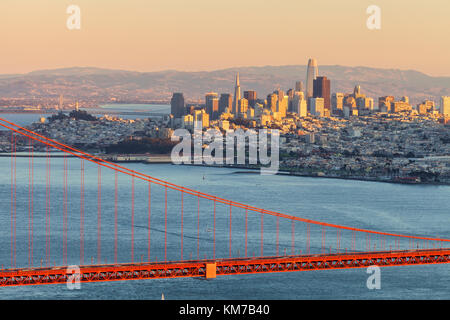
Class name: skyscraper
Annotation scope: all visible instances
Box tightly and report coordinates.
[266,93,278,113]
[305,58,318,100]
[441,96,450,116]
[170,93,185,118]
[274,89,285,102]
[310,98,325,117]
[238,98,249,117]
[233,73,241,115]
[287,89,295,112]
[277,95,288,118]
[287,89,294,99]
[244,90,257,107]
[292,91,307,117]
[219,93,232,114]
[205,92,218,105]
[205,92,219,119]
[332,93,344,114]
[313,76,331,111]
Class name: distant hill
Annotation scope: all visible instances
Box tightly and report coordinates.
[0,65,449,105]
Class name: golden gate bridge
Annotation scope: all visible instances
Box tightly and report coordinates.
[0,117,449,287]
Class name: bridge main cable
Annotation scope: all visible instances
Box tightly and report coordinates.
[1,117,449,244]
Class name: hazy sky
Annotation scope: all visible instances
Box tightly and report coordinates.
[1,0,449,76]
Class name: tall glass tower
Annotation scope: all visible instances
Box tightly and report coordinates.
[305,58,318,100]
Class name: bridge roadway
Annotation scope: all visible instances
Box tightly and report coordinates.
[1,248,449,287]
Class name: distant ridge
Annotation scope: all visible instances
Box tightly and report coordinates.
[0,65,449,105]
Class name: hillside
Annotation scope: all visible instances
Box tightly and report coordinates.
[0,65,449,105]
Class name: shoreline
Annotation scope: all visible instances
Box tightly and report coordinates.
[179,163,450,186]
[1,152,448,186]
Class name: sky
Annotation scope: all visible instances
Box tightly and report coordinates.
[0,0,449,76]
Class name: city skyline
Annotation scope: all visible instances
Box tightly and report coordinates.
[1,0,450,305]
[169,60,449,124]
[1,0,450,76]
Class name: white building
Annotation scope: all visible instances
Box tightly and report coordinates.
[310,97,325,117]
[292,91,307,117]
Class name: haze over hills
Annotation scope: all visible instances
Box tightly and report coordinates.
[0,65,449,106]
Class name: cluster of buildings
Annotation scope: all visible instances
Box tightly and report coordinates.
[279,112,450,183]
[1,58,449,184]
[170,58,450,133]
[0,115,175,152]
[165,58,450,183]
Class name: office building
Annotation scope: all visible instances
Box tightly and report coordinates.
[193,109,210,128]
[379,96,395,112]
[244,90,257,107]
[205,92,219,120]
[390,97,412,113]
[310,97,325,117]
[332,93,344,114]
[305,58,318,100]
[417,100,435,115]
[441,96,450,116]
[357,97,375,110]
[292,92,307,117]
[171,93,185,118]
[277,95,288,118]
[273,89,285,103]
[266,93,278,113]
[313,76,331,111]
[238,98,249,117]
[219,93,232,114]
